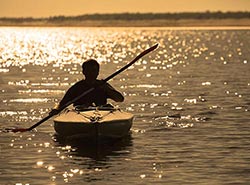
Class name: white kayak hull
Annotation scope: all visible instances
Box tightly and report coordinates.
[53,108,133,139]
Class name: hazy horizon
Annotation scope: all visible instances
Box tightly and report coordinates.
[1,0,250,18]
[1,11,250,19]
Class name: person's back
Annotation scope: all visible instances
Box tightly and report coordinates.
[50,59,124,114]
[60,79,122,107]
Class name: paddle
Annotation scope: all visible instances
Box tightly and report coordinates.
[6,43,158,133]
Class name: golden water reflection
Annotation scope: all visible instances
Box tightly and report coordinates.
[0,27,249,184]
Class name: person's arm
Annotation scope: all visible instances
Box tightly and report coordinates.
[104,83,124,102]
[49,85,76,115]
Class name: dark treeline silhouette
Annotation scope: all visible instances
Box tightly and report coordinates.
[0,17,43,23]
[49,11,250,22]
[1,11,250,23]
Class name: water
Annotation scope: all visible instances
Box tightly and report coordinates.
[0,27,250,185]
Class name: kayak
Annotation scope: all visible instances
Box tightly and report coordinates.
[53,106,133,139]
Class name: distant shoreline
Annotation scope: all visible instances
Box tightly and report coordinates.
[1,12,250,27]
[1,19,250,27]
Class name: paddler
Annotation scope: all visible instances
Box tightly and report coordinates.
[49,59,124,115]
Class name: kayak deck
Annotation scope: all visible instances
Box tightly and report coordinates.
[54,107,133,139]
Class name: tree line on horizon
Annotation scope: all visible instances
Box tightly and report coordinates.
[1,11,250,23]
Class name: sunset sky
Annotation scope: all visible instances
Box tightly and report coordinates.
[1,0,250,18]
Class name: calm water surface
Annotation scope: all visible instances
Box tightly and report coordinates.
[0,27,250,185]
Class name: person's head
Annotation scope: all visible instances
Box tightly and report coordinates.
[82,59,100,81]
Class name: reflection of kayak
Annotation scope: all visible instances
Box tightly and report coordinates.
[53,107,134,139]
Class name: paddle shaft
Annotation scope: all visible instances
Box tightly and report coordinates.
[18,44,158,132]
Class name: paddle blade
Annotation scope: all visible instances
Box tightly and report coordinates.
[12,128,30,132]
[3,127,30,133]
[151,43,158,51]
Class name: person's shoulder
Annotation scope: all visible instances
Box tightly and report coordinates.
[74,79,85,85]
[96,80,112,87]
[69,80,86,89]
